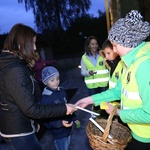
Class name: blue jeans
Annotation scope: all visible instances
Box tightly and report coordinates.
[54,136,70,150]
[4,134,42,150]
[40,130,56,150]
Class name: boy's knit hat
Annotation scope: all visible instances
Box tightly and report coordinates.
[42,66,59,85]
[108,10,150,48]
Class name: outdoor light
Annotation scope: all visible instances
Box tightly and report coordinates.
[78,65,81,68]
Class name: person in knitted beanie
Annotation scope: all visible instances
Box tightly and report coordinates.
[108,10,150,49]
[75,10,150,150]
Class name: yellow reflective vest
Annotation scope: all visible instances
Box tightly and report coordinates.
[109,60,124,89]
[121,54,150,139]
[82,55,109,89]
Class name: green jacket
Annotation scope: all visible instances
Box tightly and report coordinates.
[92,42,150,143]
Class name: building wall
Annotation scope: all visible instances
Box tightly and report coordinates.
[120,0,140,17]
[139,0,150,23]
[109,0,150,27]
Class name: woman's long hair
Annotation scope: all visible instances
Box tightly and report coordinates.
[3,23,37,64]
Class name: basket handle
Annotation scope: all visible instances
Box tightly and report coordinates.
[102,105,118,142]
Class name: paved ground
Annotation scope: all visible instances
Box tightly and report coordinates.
[63,79,93,150]
[60,68,93,149]
[0,68,94,150]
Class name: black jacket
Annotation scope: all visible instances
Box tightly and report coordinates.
[0,52,66,137]
[106,56,121,77]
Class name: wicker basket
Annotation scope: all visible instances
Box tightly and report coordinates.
[86,106,132,150]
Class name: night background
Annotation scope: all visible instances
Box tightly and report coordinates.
[1,1,150,150]
[0,0,107,57]
[1,0,150,69]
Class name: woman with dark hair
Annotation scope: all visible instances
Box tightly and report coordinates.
[0,23,76,150]
[81,36,109,95]
[80,36,109,113]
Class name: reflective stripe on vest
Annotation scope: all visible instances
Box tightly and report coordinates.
[85,77,109,84]
[96,70,109,74]
[122,87,141,100]
[109,80,116,88]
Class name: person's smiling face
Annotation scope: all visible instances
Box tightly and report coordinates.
[88,39,98,53]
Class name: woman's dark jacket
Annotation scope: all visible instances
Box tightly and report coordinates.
[0,52,66,137]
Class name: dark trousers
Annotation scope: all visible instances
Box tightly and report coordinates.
[126,137,150,150]
[88,86,108,96]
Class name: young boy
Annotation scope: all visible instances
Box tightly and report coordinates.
[40,66,79,150]
[102,39,124,89]
[98,39,124,117]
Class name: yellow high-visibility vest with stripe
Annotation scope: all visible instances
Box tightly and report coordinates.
[135,42,150,58]
[82,55,109,89]
[121,55,150,139]
[109,60,124,89]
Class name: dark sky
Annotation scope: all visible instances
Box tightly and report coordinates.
[0,0,105,34]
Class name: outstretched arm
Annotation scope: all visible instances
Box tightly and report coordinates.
[75,96,94,108]
[75,79,122,108]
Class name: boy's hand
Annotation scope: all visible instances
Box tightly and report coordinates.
[62,120,73,127]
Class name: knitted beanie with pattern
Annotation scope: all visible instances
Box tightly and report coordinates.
[108,10,150,48]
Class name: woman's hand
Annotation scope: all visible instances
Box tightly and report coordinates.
[65,104,77,115]
[105,102,120,116]
[75,96,94,108]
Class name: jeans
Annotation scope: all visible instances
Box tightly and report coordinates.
[4,134,42,150]
[39,130,56,150]
[54,136,70,150]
